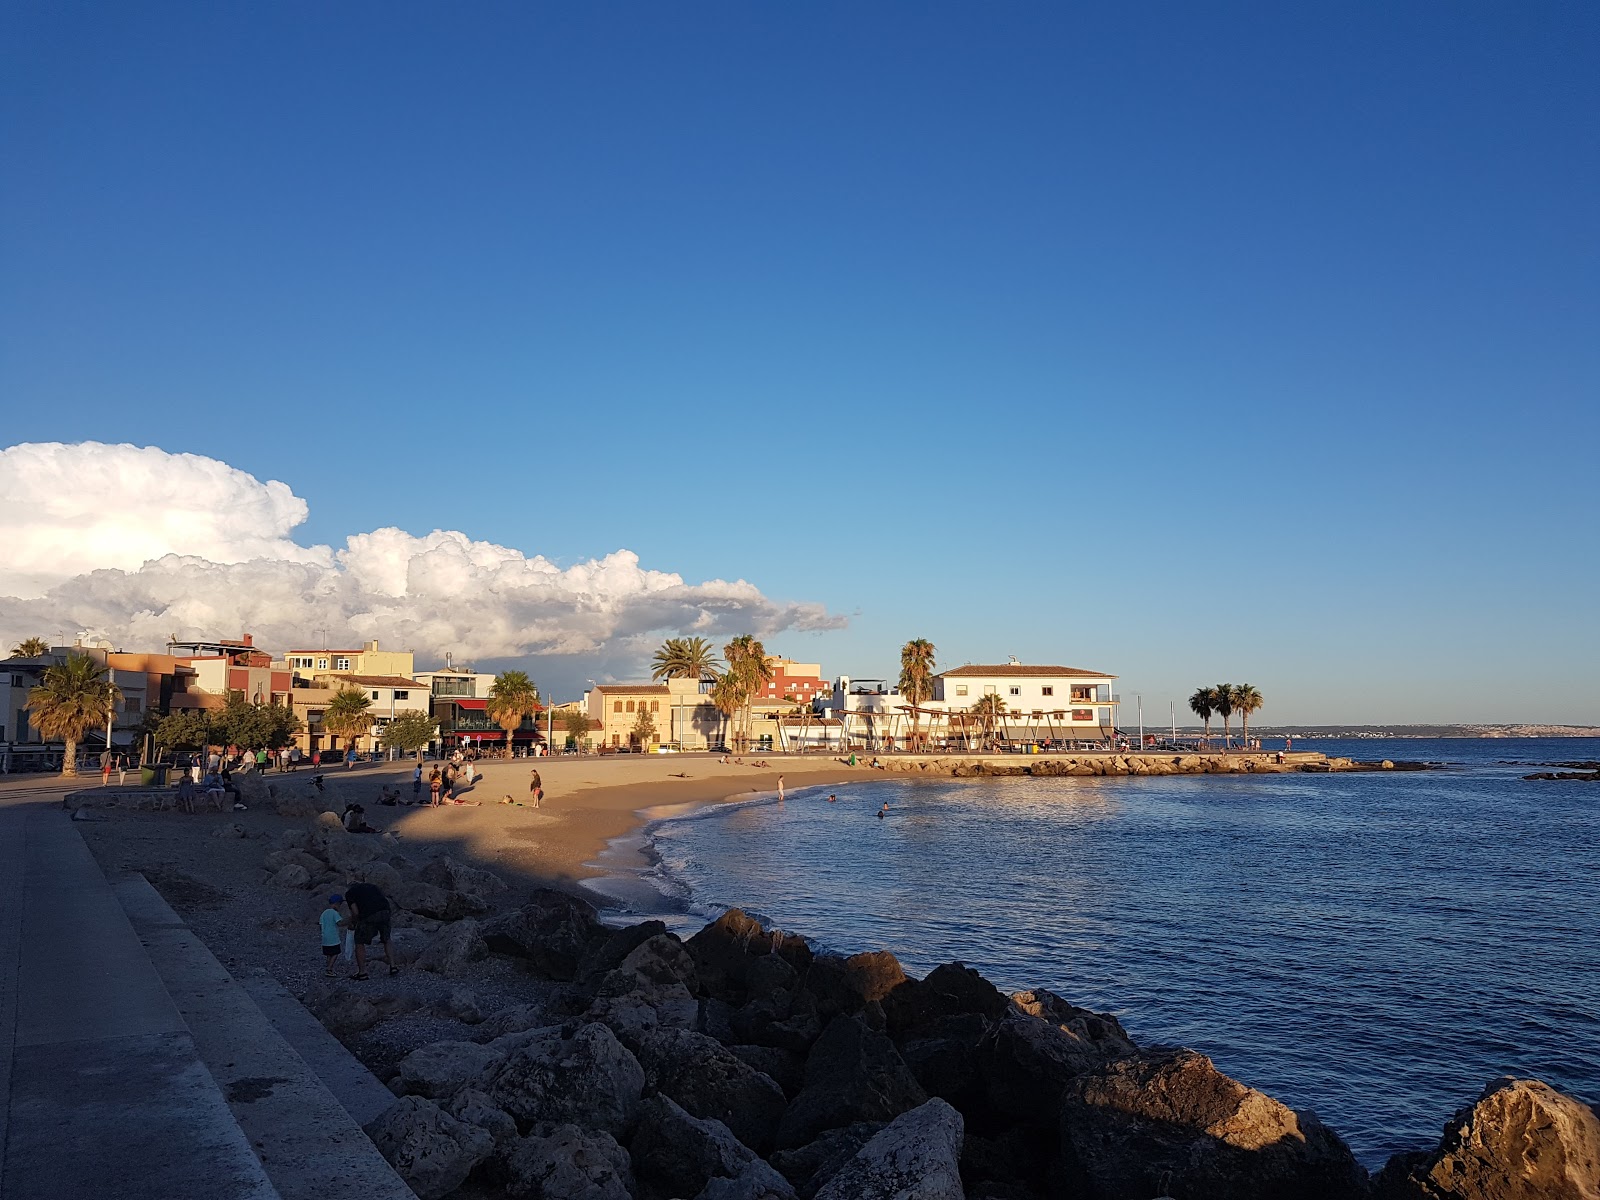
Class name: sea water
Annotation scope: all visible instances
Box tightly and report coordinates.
[588,738,1600,1167]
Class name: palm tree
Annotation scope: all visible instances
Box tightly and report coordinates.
[27,653,121,776]
[723,635,773,751]
[650,636,721,682]
[323,687,375,753]
[1213,684,1236,749]
[1188,687,1216,744]
[486,670,540,758]
[970,693,1008,750]
[898,638,936,751]
[708,672,746,751]
[1233,684,1263,748]
[10,636,49,658]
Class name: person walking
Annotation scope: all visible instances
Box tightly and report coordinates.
[100,749,113,787]
[342,880,397,979]
[777,774,785,802]
[529,767,543,808]
[412,762,423,801]
[289,744,301,770]
[344,745,357,770]
[311,748,322,769]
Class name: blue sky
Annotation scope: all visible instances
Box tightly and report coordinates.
[3,3,1597,723]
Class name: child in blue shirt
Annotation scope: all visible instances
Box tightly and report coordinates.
[320,894,345,976]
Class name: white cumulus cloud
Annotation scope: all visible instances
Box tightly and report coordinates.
[0,442,843,663]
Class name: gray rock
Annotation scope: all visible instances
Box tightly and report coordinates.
[770,1123,885,1199]
[614,933,701,992]
[695,1162,799,1200]
[324,832,384,872]
[445,1087,519,1145]
[420,853,508,897]
[210,822,248,838]
[269,863,311,889]
[478,1002,555,1041]
[443,987,486,1024]
[632,1093,790,1199]
[982,1009,1117,1123]
[482,888,606,980]
[587,980,700,1050]
[1059,1048,1367,1200]
[311,978,424,1039]
[263,847,324,873]
[728,1045,806,1098]
[635,1027,788,1154]
[352,859,401,892]
[687,909,813,1004]
[577,920,669,985]
[396,1039,503,1100]
[394,879,488,922]
[804,951,909,1021]
[364,1094,494,1200]
[485,1022,645,1137]
[415,918,490,978]
[776,1015,927,1150]
[1010,988,1137,1056]
[504,1123,634,1200]
[1373,1076,1600,1200]
[812,1098,964,1200]
[275,793,319,818]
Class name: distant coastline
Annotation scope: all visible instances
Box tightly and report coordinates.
[1206,724,1600,739]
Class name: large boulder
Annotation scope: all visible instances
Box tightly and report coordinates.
[310,977,424,1039]
[263,848,324,874]
[504,1123,634,1200]
[1058,1048,1367,1200]
[981,1008,1124,1124]
[578,920,669,986]
[769,1123,885,1198]
[484,1022,645,1137]
[395,1039,504,1100]
[631,1093,794,1200]
[420,853,509,896]
[882,961,1009,1037]
[812,1098,965,1200]
[393,880,487,922]
[897,1013,991,1113]
[634,1027,789,1154]
[482,889,607,979]
[364,1095,494,1200]
[269,863,311,889]
[445,1087,519,1146]
[324,833,384,873]
[613,933,701,992]
[1374,1077,1600,1200]
[696,1165,799,1199]
[414,918,490,978]
[776,1015,927,1151]
[585,979,699,1051]
[1011,988,1138,1057]
[803,951,909,1021]
[275,793,320,818]
[686,909,812,1003]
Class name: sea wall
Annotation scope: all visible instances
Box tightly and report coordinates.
[864,751,1424,778]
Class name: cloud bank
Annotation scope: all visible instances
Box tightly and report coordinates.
[0,442,842,662]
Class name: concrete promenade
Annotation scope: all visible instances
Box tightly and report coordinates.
[0,774,409,1200]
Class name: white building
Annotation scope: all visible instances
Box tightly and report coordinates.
[935,660,1118,740]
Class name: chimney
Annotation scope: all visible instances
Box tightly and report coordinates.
[365,640,379,653]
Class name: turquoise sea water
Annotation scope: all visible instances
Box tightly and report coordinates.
[588,738,1600,1167]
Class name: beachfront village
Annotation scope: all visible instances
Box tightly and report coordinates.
[1,629,1266,774]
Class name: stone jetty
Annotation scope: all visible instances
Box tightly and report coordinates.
[866,751,1431,778]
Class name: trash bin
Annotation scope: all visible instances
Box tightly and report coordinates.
[141,764,169,787]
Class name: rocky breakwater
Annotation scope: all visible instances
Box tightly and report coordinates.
[865,752,1426,779]
[312,882,1596,1200]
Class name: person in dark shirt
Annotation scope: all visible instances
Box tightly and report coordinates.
[343,880,397,979]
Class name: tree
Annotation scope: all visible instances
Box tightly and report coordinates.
[26,652,120,776]
[708,672,745,751]
[10,636,49,658]
[631,705,656,750]
[212,692,302,751]
[324,687,375,750]
[898,638,937,750]
[560,708,595,750]
[379,711,436,757]
[1233,684,1263,747]
[722,635,773,752]
[154,709,212,753]
[650,636,721,682]
[1188,687,1216,743]
[1213,684,1237,749]
[970,693,1008,749]
[486,670,540,759]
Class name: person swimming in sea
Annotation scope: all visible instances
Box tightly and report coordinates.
[878,802,888,819]
[827,793,837,803]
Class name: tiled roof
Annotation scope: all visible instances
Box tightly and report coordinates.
[591,684,671,694]
[324,674,423,688]
[939,664,1116,679]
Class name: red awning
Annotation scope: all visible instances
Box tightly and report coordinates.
[455,698,487,709]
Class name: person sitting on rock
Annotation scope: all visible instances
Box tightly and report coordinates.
[342,803,376,833]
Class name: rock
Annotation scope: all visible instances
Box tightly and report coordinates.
[275,793,319,818]
[324,834,384,873]
[504,1123,634,1200]
[898,1013,990,1110]
[393,880,487,922]
[982,1009,1123,1124]
[1373,1077,1600,1200]
[883,961,1009,1036]
[313,811,345,832]
[804,952,909,1020]
[364,1095,494,1200]
[478,1002,556,1041]
[420,853,508,897]
[484,1022,645,1137]
[635,1027,789,1154]
[351,860,401,892]
[577,920,668,985]
[269,863,311,889]
[396,1039,504,1100]
[729,1045,807,1098]
[631,1093,793,1200]
[1059,1048,1367,1200]
[386,926,429,966]
[776,1015,927,1150]
[210,822,248,838]
[696,1163,799,1200]
[614,933,701,992]
[263,848,324,874]
[770,1123,884,1198]
[812,1098,965,1200]
[443,988,486,1024]
[586,980,699,1050]
[482,888,607,979]
[687,909,813,1003]
[445,1087,519,1145]
[1010,988,1138,1057]
[69,808,104,821]
[415,919,490,978]
[311,978,424,1039]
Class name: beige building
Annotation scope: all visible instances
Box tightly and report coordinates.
[283,640,414,684]
[587,679,723,750]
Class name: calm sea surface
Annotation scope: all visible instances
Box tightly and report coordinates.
[587,738,1600,1167]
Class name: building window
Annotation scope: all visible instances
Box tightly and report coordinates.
[626,701,635,713]
[317,658,329,671]
[371,691,380,701]
[651,701,659,712]
[1009,686,1021,696]
[1041,686,1054,697]
[955,685,968,697]
[335,657,351,671]
[393,690,408,700]
[614,701,622,713]
[124,697,141,713]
